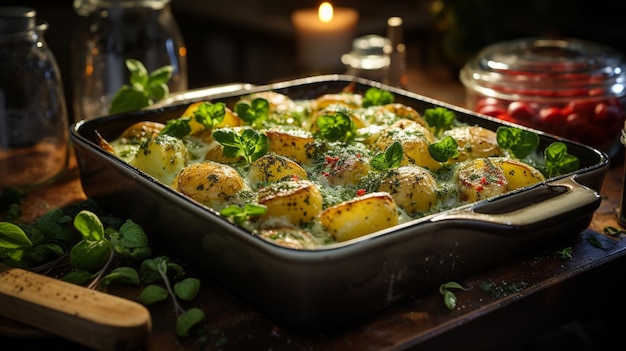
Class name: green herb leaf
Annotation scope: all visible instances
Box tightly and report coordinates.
[428,136,459,162]
[496,126,540,159]
[370,141,403,171]
[176,308,205,338]
[160,117,192,139]
[438,281,465,310]
[108,59,173,114]
[424,107,456,136]
[212,128,269,163]
[99,267,140,287]
[69,239,112,272]
[235,98,269,125]
[362,87,394,107]
[193,102,226,131]
[61,270,97,285]
[604,226,625,237]
[0,222,33,249]
[73,210,105,241]
[174,277,201,301]
[544,142,580,178]
[315,111,355,142]
[220,203,267,225]
[140,284,169,305]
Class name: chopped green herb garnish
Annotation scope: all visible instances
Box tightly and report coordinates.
[555,247,572,259]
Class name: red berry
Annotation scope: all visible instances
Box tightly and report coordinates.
[594,102,621,122]
[477,104,506,117]
[507,101,535,121]
[539,107,565,123]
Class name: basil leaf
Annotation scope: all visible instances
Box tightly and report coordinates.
[428,136,459,162]
[496,126,540,159]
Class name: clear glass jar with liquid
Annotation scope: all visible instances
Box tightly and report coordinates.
[0,6,69,189]
[71,0,188,120]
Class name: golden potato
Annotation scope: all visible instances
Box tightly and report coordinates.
[374,119,442,170]
[119,121,165,142]
[456,158,508,203]
[319,192,398,242]
[172,161,247,210]
[248,153,308,185]
[372,103,427,127]
[265,128,320,165]
[316,154,371,186]
[258,179,323,226]
[490,157,545,191]
[377,165,438,215]
[129,134,189,185]
[443,126,503,162]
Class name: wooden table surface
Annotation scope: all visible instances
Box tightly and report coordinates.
[2,145,626,351]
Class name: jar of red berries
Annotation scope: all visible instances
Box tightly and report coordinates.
[460,37,626,156]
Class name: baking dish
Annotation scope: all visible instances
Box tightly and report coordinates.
[70,75,609,330]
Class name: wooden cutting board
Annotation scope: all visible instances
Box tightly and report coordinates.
[0,264,151,350]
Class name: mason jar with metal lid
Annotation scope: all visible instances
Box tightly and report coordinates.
[460,37,626,157]
[0,6,69,189]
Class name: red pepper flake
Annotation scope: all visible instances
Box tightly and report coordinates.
[291,175,300,181]
[356,188,367,196]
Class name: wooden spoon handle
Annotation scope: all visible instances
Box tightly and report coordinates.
[0,264,151,351]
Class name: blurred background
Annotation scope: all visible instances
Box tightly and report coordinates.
[19,0,626,122]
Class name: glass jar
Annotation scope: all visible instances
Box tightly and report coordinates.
[0,6,69,189]
[71,0,188,120]
[460,37,626,156]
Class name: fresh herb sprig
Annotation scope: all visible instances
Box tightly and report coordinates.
[109,59,173,114]
[428,136,459,162]
[496,126,540,159]
[315,111,356,142]
[212,128,269,163]
[220,203,267,228]
[543,142,580,178]
[424,107,456,136]
[235,98,269,126]
[362,87,394,107]
[370,141,403,171]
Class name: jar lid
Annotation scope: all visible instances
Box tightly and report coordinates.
[0,6,36,33]
[342,35,391,71]
[460,37,626,101]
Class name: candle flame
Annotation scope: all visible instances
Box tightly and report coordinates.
[318,2,333,23]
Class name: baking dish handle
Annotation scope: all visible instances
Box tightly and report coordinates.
[429,176,601,232]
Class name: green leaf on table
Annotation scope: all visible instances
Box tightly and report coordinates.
[176,308,205,338]
[74,210,105,241]
[0,222,33,249]
[174,277,201,301]
[140,284,169,305]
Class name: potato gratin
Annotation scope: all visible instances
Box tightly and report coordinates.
[99,88,550,249]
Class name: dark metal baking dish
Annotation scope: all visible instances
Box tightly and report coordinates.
[70,75,609,330]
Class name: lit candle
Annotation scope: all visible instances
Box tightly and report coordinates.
[291,2,359,72]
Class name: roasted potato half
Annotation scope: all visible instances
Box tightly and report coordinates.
[456,158,508,203]
[377,165,438,215]
[265,128,320,165]
[319,192,399,242]
[129,134,189,185]
[490,157,545,190]
[172,161,247,210]
[248,153,308,185]
[374,119,442,170]
[443,126,503,162]
[258,179,323,226]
